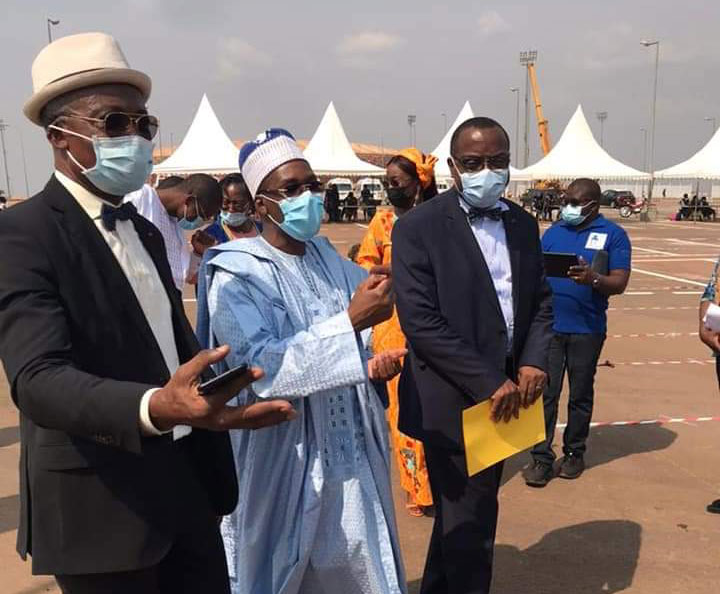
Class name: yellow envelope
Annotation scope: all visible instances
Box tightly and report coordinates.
[462,398,546,476]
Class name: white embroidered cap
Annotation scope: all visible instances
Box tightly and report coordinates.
[239,128,307,197]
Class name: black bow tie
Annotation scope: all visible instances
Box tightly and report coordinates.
[100,202,137,231]
[468,206,504,222]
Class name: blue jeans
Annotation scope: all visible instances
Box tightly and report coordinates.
[532,332,606,465]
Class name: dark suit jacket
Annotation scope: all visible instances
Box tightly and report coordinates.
[0,176,238,575]
[392,189,553,450]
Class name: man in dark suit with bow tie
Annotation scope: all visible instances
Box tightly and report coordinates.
[392,117,553,594]
[0,32,295,593]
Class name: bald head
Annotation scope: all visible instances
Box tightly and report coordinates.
[567,178,601,204]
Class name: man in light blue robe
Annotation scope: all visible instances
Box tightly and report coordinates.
[196,128,407,594]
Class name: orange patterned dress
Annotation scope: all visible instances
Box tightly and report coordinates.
[357,209,433,507]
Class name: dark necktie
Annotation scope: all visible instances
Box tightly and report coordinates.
[468,206,504,222]
[100,202,137,231]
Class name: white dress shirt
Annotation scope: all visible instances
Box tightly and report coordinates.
[125,184,197,291]
[459,197,515,352]
[55,171,190,439]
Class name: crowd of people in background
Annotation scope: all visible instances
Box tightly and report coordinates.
[1,30,720,594]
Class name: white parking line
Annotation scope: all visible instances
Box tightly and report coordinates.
[633,246,678,256]
[631,267,707,287]
[667,238,720,249]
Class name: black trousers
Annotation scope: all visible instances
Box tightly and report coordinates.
[420,443,504,594]
[532,332,606,465]
[55,513,229,594]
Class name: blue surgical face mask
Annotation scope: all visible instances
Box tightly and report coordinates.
[561,202,595,226]
[220,210,249,227]
[455,164,509,209]
[262,190,325,242]
[178,199,210,231]
[49,125,153,196]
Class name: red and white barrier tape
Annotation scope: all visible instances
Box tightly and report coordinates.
[556,415,720,430]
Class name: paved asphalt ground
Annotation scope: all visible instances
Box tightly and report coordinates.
[1,201,719,593]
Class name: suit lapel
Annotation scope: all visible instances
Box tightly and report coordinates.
[444,191,503,320]
[44,177,172,374]
[502,201,521,317]
[131,214,200,362]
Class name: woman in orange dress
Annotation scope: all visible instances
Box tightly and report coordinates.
[357,148,438,516]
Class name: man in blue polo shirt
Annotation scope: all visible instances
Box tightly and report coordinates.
[523,178,631,487]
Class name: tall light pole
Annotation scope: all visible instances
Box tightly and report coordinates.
[47,18,60,43]
[17,128,30,197]
[519,50,537,168]
[704,116,716,136]
[596,111,608,147]
[0,120,11,197]
[407,114,417,147]
[641,39,660,205]
[441,112,448,134]
[510,87,520,165]
[640,127,648,171]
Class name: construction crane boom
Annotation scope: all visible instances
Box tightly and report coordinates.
[526,63,551,156]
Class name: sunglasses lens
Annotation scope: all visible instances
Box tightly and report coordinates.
[104,113,132,136]
[139,115,159,140]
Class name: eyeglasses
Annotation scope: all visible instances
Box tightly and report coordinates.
[265,180,325,199]
[63,112,159,140]
[453,153,511,172]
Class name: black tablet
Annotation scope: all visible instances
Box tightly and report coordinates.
[543,252,580,278]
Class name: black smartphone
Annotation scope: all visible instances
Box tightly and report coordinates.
[543,252,580,278]
[197,364,249,395]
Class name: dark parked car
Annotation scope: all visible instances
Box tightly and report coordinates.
[600,190,636,208]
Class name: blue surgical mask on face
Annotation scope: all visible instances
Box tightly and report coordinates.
[561,203,594,226]
[49,125,153,196]
[178,199,209,231]
[455,164,509,209]
[262,190,325,242]
[220,210,249,227]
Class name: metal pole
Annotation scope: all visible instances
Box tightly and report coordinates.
[596,112,608,147]
[47,18,59,44]
[511,88,519,165]
[524,67,530,167]
[640,128,648,171]
[705,116,716,136]
[18,128,30,197]
[0,120,11,197]
[641,40,660,206]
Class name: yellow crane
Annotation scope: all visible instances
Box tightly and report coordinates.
[520,51,552,157]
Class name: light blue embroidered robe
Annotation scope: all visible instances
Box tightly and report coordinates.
[196,236,406,594]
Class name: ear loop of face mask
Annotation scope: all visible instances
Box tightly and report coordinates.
[48,125,95,173]
[257,194,284,228]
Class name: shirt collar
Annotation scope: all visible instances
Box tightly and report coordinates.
[54,170,120,220]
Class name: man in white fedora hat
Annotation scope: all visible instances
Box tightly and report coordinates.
[0,32,296,593]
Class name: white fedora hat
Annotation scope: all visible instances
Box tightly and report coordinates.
[24,32,152,126]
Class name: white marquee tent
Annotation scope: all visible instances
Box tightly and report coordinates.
[514,105,649,182]
[656,127,720,180]
[432,100,521,180]
[432,101,474,179]
[154,94,239,175]
[303,102,384,176]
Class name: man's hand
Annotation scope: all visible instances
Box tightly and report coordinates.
[517,365,547,408]
[348,268,395,331]
[149,346,297,431]
[489,379,521,423]
[568,256,594,286]
[368,348,407,382]
[191,230,218,256]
